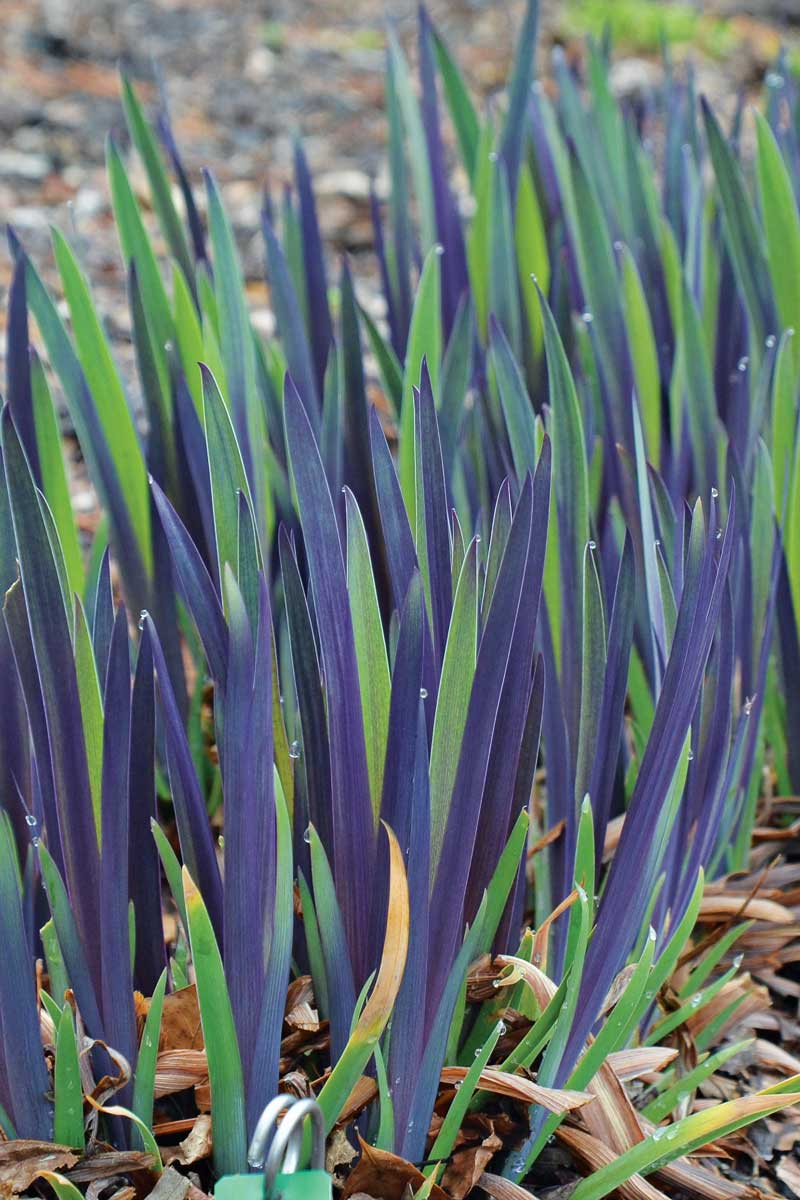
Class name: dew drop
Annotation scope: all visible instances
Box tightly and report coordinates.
[743,696,753,716]
[419,687,428,700]
[435,243,445,256]
[652,1127,666,1142]
[32,836,40,848]
[25,813,37,828]
[303,825,312,844]
[588,539,597,551]
[492,978,502,989]
[289,740,301,760]
[474,1047,482,1057]
[497,1021,507,1036]
[687,748,695,762]
[507,1151,528,1176]
[766,71,785,88]
[710,487,719,499]
[733,953,744,969]
[581,309,594,324]
[138,610,149,631]
[654,539,661,549]
[715,527,722,540]
[737,355,749,373]
[766,334,777,349]
[488,151,499,163]
[690,993,702,1008]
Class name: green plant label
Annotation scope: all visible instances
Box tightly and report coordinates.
[215,1170,332,1200]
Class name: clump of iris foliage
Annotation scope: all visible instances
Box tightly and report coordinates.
[1,0,800,1193]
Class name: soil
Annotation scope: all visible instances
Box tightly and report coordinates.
[0,0,798,392]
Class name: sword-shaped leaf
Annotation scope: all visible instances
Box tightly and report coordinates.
[183,867,247,1176]
[51,227,152,574]
[0,812,52,1140]
[345,488,390,820]
[284,377,374,982]
[2,408,101,973]
[316,824,409,1132]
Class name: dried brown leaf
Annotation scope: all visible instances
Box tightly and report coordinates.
[608,1048,679,1080]
[335,1075,379,1125]
[341,1138,448,1200]
[556,1125,668,1200]
[753,1037,800,1075]
[158,985,204,1052]
[0,1142,77,1192]
[65,1149,155,1182]
[651,1160,748,1200]
[697,896,794,925]
[582,1058,645,1154]
[440,1066,593,1114]
[494,955,558,1008]
[478,1171,541,1199]
[154,1048,209,1098]
[163,1113,212,1167]
[777,1157,800,1197]
[442,1129,502,1200]
[325,1127,358,1180]
[286,1001,319,1032]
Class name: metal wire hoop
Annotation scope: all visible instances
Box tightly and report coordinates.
[248,1094,300,1170]
[262,1099,326,1195]
[247,1094,326,1196]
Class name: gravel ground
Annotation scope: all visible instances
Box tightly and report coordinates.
[0,0,797,384]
